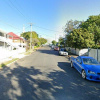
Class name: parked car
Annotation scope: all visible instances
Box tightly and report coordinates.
[51,45,55,49]
[59,48,68,56]
[54,47,59,51]
[70,56,100,81]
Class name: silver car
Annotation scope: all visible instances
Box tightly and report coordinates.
[59,48,68,56]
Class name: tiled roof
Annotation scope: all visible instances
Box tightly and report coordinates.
[8,32,23,40]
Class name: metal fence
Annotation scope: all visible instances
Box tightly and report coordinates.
[65,47,100,62]
[88,48,100,63]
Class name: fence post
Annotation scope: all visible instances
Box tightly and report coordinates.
[97,48,98,61]
[88,47,89,56]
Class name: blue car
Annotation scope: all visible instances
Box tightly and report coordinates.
[70,56,100,81]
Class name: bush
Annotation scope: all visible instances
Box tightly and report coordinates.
[92,45,100,49]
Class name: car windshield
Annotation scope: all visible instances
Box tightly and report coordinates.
[60,49,66,52]
[82,58,99,65]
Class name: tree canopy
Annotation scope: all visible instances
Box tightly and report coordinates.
[65,20,82,34]
[39,38,47,45]
[21,31,38,40]
[52,40,57,45]
[21,31,47,46]
[58,37,65,46]
[64,15,100,49]
[66,28,94,49]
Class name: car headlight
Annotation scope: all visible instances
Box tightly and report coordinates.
[88,71,96,74]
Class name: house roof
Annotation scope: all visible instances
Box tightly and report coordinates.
[8,32,23,40]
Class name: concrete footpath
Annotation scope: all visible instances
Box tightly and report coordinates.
[0,47,41,64]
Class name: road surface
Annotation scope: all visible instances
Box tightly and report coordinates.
[0,46,100,100]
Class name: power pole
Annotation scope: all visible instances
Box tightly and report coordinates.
[30,23,32,50]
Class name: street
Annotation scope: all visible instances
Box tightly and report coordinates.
[0,46,100,100]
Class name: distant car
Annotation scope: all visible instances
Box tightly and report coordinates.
[70,56,100,81]
[49,44,52,47]
[54,47,59,51]
[59,48,68,56]
[51,45,55,49]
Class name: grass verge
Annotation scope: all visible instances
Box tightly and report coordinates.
[0,58,19,68]
[24,49,34,55]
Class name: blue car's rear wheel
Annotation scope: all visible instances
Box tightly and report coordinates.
[82,70,86,79]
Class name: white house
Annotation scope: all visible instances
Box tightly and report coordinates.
[0,29,26,63]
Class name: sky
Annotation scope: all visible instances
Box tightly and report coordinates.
[0,0,100,42]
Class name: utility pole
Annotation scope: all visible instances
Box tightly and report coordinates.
[30,23,32,50]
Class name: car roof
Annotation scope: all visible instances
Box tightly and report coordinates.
[79,56,94,59]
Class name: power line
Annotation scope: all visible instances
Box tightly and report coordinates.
[5,0,64,37]
[8,0,63,33]
[9,0,30,22]
[33,25,63,33]
[0,20,21,30]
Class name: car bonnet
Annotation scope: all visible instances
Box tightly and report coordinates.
[84,64,100,72]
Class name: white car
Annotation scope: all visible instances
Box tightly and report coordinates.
[51,45,55,49]
[59,48,68,56]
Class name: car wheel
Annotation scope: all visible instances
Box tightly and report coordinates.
[82,70,86,79]
[71,62,73,68]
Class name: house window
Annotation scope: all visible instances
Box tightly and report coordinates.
[0,32,3,36]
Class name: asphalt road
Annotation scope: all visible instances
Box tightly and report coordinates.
[0,46,100,100]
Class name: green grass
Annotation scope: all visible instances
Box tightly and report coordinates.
[24,49,34,55]
[0,58,19,68]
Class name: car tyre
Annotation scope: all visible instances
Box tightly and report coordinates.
[82,70,86,79]
[71,62,73,68]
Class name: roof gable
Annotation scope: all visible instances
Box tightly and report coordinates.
[8,32,23,40]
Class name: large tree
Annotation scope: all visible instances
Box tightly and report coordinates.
[21,31,47,46]
[66,28,95,49]
[65,15,100,49]
[65,20,82,34]
[58,37,65,46]
[39,38,47,45]
[21,31,38,40]
[80,15,100,45]
[52,40,57,45]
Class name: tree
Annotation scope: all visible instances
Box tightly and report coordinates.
[52,40,57,45]
[58,37,65,46]
[21,31,38,40]
[80,15,100,45]
[65,20,82,34]
[66,28,95,49]
[39,38,47,45]
[65,14,100,49]
[32,38,40,46]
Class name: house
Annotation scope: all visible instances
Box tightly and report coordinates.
[0,29,12,49]
[8,32,26,48]
[0,29,26,62]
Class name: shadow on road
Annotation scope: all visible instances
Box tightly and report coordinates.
[57,62,100,100]
[0,62,100,100]
[38,49,59,56]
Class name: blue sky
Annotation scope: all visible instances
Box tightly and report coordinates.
[0,0,100,42]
